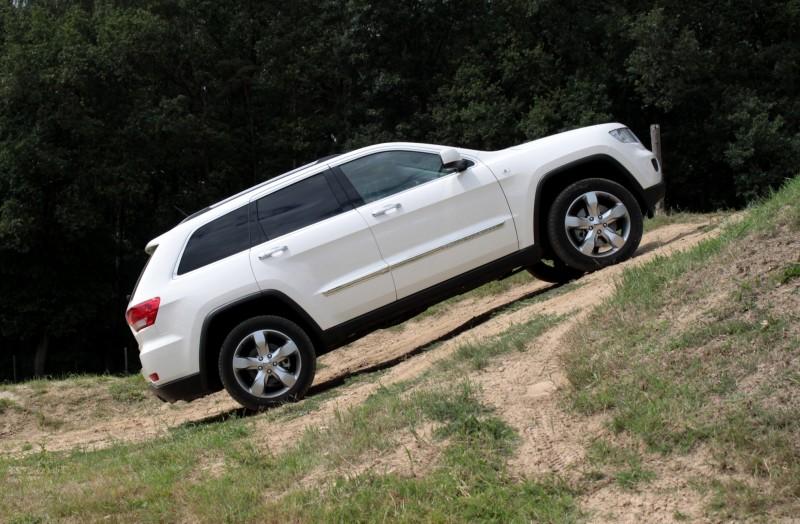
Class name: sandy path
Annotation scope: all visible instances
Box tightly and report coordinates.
[0,220,714,458]
[473,221,723,522]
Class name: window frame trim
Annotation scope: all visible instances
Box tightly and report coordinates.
[170,145,481,277]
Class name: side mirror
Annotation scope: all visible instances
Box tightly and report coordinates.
[439,148,471,172]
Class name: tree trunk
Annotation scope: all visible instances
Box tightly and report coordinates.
[33,332,49,377]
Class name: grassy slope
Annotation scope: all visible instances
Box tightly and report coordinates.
[1,193,794,522]
[563,176,800,518]
[0,314,574,523]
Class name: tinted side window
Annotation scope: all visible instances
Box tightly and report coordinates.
[256,173,349,240]
[178,206,251,275]
[338,151,445,205]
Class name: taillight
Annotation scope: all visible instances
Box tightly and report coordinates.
[126,297,160,332]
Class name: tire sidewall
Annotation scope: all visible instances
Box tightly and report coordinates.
[547,178,643,272]
[219,315,316,411]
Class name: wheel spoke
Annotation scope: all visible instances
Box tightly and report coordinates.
[565,215,591,230]
[584,192,599,217]
[579,229,597,255]
[600,203,628,223]
[252,331,268,357]
[602,228,625,248]
[272,366,296,388]
[271,340,299,362]
[233,357,259,370]
[250,370,267,396]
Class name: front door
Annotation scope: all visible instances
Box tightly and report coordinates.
[333,149,519,299]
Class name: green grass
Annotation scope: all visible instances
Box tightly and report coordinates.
[108,374,148,403]
[415,270,536,321]
[0,381,578,523]
[265,382,578,523]
[643,211,710,232]
[562,175,800,518]
[707,479,771,518]
[778,262,800,284]
[273,369,389,421]
[0,307,575,523]
[0,397,17,414]
[441,313,563,372]
[0,395,63,430]
[585,439,656,490]
[2,192,757,520]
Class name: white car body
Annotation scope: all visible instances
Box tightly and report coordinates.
[127,123,663,403]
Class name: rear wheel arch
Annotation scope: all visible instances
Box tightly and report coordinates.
[533,154,650,254]
[199,291,324,393]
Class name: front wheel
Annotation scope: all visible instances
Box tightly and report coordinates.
[219,315,316,411]
[546,178,643,273]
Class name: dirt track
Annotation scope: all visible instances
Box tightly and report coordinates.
[0,219,716,464]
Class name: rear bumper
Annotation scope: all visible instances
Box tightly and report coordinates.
[642,181,665,216]
[149,373,208,403]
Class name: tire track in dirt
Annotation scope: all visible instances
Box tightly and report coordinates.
[251,220,717,456]
[473,221,717,477]
[0,220,714,456]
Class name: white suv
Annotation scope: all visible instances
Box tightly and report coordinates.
[126,123,663,410]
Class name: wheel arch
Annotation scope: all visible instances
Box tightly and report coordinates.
[533,154,651,254]
[199,291,325,393]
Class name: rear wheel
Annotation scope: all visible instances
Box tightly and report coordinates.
[547,178,643,272]
[527,258,584,283]
[219,315,316,411]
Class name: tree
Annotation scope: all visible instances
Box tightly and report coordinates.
[0,0,797,380]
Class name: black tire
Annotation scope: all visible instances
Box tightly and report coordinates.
[219,315,316,411]
[527,258,585,283]
[547,178,643,273]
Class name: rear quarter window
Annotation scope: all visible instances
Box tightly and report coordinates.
[177,206,251,275]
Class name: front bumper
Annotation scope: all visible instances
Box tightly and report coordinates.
[149,373,208,403]
[642,181,666,216]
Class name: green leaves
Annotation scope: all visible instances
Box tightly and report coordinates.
[0,0,798,378]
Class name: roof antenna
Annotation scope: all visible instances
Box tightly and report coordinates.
[174,205,188,218]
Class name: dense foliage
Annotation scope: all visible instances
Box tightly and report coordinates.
[0,0,797,379]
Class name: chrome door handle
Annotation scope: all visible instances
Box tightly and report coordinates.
[258,246,288,260]
[371,203,402,217]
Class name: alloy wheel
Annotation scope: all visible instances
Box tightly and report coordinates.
[232,329,302,399]
[563,190,631,258]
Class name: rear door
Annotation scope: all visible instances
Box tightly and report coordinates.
[248,169,396,330]
[333,148,518,299]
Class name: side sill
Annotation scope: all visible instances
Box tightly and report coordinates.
[320,245,541,351]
